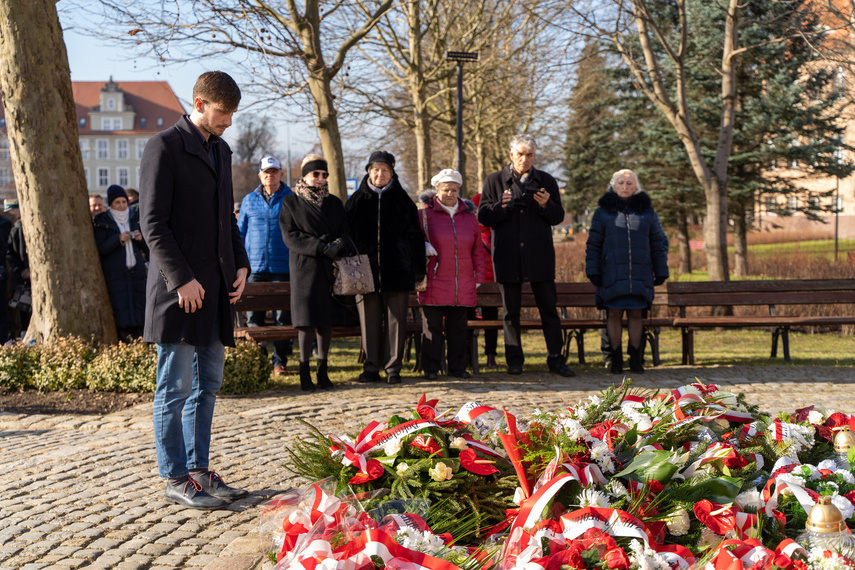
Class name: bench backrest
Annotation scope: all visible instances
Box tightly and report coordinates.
[666,279,855,307]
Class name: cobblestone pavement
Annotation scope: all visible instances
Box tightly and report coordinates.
[1,364,854,570]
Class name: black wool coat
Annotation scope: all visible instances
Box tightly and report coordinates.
[345,176,426,293]
[585,191,669,310]
[93,211,149,330]
[477,165,565,283]
[279,192,351,327]
[139,116,250,346]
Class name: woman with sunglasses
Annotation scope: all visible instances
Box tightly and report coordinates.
[279,154,353,392]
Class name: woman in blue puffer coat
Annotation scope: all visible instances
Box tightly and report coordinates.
[585,169,669,374]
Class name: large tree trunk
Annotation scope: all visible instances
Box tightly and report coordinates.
[406,0,432,192]
[732,202,749,277]
[306,73,347,201]
[0,0,117,344]
[676,214,692,275]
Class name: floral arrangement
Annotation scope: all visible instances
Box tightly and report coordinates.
[266,382,855,569]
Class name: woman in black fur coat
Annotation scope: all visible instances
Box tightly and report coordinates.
[585,170,669,374]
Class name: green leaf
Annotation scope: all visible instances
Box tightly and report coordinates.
[614,450,680,483]
[690,477,742,505]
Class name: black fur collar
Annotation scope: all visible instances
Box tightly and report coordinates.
[598,190,652,214]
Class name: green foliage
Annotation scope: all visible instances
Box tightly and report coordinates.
[85,338,158,392]
[221,340,271,395]
[0,342,40,390]
[32,336,97,392]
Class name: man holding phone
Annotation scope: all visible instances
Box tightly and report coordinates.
[477,134,574,377]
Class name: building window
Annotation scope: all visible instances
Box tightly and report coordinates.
[107,98,116,110]
[834,67,847,91]
[117,139,128,159]
[118,167,129,186]
[787,196,798,210]
[79,139,90,159]
[808,196,820,209]
[79,118,86,128]
[764,196,778,212]
[0,118,5,128]
[136,139,146,159]
[0,139,8,160]
[837,197,844,212]
[157,117,164,127]
[98,167,109,187]
[0,168,8,186]
[97,139,108,159]
[84,168,90,187]
[140,117,147,128]
[102,118,112,130]
[113,118,122,130]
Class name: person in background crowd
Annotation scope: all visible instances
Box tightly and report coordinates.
[6,200,29,336]
[477,134,575,377]
[0,200,15,342]
[89,194,106,219]
[94,185,148,341]
[586,169,669,374]
[126,188,140,218]
[346,151,425,386]
[140,71,250,510]
[279,154,352,392]
[417,169,485,380]
[470,191,499,369]
[234,203,241,220]
[238,155,294,376]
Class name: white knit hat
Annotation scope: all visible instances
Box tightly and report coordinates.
[430,168,463,189]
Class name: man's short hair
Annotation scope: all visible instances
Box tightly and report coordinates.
[126,188,139,200]
[509,134,537,153]
[193,71,241,112]
[90,194,103,200]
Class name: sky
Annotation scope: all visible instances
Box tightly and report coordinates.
[57,3,318,162]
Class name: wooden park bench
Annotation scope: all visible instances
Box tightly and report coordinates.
[667,279,855,365]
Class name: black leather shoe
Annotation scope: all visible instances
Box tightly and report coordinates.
[424,371,438,380]
[164,479,228,510]
[190,470,249,500]
[548,362,577,377]
[507,366,523,375]
[357,371,381,383]
[448,370,472,379]
[387,374,401,385]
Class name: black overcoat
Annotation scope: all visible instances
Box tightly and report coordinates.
[345,176,425,292]
[279,193,351,327]
[139,116,250,346]
[93,210,149,330]
[476,165,565,283]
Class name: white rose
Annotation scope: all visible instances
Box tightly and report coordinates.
[665,508,691,536]
[396,462,409,475]
[450,437,468,450]
[736,488,764,510]
[808,410,825,424]
[384,439,403,455]
[428,462,453,482]
[832,495,855,520]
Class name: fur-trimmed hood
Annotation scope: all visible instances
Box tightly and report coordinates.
[418,190,476,214]
[598,190,652,214]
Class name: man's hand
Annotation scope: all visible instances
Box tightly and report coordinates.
[532,188,549,208]
[230,267,249,304]
[501,189,513,208]
[177,279,205,313]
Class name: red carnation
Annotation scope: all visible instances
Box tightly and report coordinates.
[605,548,631,570]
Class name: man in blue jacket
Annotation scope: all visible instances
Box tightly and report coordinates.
[238,156,293,375]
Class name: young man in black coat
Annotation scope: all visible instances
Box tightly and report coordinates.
[140,71,251,510]
[477,134,575,377]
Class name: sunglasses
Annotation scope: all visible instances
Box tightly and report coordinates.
[309,171,330,179]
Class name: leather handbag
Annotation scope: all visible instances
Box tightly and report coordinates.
[332,238,375,296]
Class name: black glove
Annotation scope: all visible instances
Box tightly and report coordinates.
[654,276,667,286]
[589,274,603,287]
[323,240,344,260]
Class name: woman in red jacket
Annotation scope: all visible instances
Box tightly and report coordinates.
[418,169,486,379]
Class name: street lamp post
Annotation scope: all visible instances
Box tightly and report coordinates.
[445,51,478,186]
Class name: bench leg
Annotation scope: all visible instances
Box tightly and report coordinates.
[782,327,790,361]
[562,331,572,360]
[646,327,662,367]
[681,327,695,366]
[470,330,480,375]
[771,328,779,358]
[577,331,586,365]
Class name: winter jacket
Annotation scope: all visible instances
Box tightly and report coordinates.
[238,183,292,274]
[279,192,351,327]
[471,193,494,283]
[345,175,426,293]
[416,192,486,307]
[585,191,669,310]
[477,165,565,283]
[93,210,149,330]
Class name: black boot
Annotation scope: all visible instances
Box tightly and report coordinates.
[299,361,316,392]
[610,345,623,374]
[628,344,645,374]
[316,359,334,390]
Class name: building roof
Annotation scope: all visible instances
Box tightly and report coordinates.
[72,80,186,134]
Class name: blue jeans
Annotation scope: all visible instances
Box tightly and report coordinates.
[246,272,292,367]
[153,326,225,479]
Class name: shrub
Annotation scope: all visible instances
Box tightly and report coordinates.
[221,339,271,395]
[85,338,158,393]
[0,342,40,390]
[32,336,97,392]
